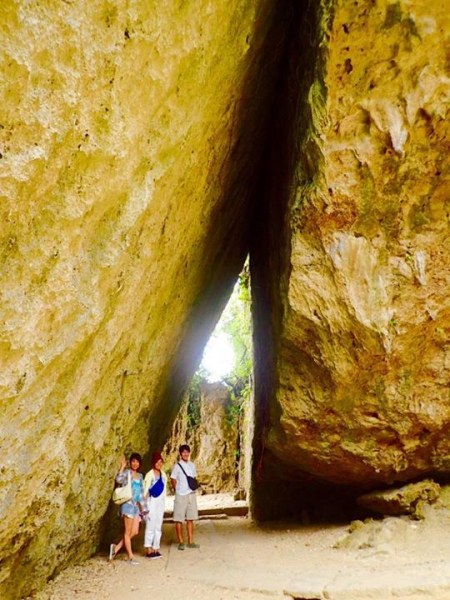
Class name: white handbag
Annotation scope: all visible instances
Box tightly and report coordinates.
[112,471,132,505]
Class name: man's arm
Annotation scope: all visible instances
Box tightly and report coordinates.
[170,463,179,492]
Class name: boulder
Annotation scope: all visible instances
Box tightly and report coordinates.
[251,0,450,517]
[0,1,285,597]
[357,480,441,519]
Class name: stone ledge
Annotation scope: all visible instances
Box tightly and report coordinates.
[164,492,249,520]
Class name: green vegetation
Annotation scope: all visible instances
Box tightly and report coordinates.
[215,264,252,425]
[184,367,207,432]
[222,266,252,372]
[185,262,253,430]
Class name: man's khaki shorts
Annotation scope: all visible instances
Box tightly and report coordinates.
[173,492,198,522]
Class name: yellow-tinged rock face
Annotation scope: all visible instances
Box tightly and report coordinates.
[251,0,450,517]
[0,1,284,596]
[1,0,449,590]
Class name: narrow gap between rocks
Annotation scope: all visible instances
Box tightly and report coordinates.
[162,262,253,513]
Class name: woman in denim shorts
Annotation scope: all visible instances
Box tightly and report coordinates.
[109,453,145,564]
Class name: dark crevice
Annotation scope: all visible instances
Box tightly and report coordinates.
[250,0,338,520]
[149,0,296,454]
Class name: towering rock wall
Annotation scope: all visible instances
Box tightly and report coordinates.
[0,2,287,597]
[251,0,450,518]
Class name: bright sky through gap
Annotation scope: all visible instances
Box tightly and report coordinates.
[200,331,235,382]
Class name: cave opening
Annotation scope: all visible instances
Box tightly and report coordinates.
[162,263,253,506]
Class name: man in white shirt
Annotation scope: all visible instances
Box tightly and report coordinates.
[170,444,200,550]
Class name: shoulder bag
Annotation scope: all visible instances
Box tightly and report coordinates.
[149,476,165,498]
[178,462,199,491]
[112,470,132,505]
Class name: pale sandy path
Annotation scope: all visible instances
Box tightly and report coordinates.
[29,496,450,600]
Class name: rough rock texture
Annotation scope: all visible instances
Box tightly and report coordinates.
[164,381,241,493]
[0,2,287,597]
[1,0,449,592]
[357,480,441,518]
[251,0,450,518]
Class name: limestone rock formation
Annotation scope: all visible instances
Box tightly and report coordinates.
[0,2,285,597]
[164,381,241,494]
[357,480,441,519]
[1,0,449,594]
[251,0,450,518]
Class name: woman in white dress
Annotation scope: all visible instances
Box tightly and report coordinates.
[143,452,167,559]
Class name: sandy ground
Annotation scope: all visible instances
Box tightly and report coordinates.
[27,494,450,600]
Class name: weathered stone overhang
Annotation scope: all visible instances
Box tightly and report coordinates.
[0,1,288,597]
